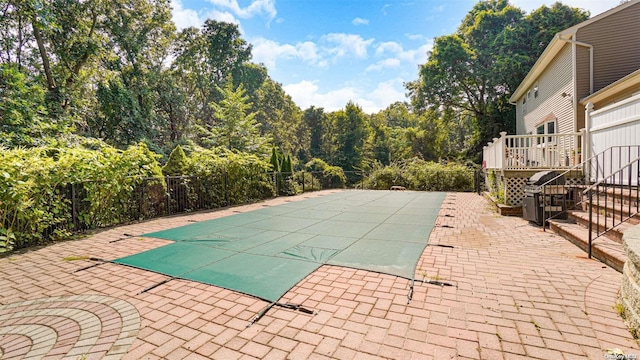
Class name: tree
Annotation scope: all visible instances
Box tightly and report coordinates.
[162,145,189,176]
[269,147,280,171]
[330,102,370,171]
[495,2,589,91]
[87,0,175,148]
[199,80,270,154]
[253,78,304,157]
[302,106,326,160]
[154,68,189,149]
[0,63,49,147]
[172,20,253,128]
[407,0,588,161]
[0,0,104,132]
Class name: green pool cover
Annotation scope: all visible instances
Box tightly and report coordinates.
[115,190,445,302]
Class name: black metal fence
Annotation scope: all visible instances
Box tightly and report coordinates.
[48,171,360,237]
[8,168,484,252]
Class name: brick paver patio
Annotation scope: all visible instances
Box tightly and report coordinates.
[1,190,638,359]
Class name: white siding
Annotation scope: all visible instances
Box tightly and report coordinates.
[515,44,574,135]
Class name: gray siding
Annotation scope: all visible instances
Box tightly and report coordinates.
[576,2,640,95]
[516,44,574,135]
[574,2,640,130]
[576,45,590,131]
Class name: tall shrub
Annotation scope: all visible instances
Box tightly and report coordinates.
[0,143,163,252]
[188,147,275,206]
[162,145,189,176]
[361,158,474,191]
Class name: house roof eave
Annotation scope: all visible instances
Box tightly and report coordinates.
[508,0,640,105]
[509,34,565,103]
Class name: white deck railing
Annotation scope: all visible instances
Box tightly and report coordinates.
[483,131,583,170]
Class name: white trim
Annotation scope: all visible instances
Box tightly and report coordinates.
[580,69,640,106]
[571,40,578,133]
[590,92,640,116]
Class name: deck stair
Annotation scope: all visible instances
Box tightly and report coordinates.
[547,188,639,272]
[542,147,640,273]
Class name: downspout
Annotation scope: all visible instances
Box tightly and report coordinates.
[558,35,593,136]
[558,35,594,95]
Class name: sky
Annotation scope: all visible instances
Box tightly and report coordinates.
[171,0,623,113]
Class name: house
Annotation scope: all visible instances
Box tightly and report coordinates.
[483,0,640,207]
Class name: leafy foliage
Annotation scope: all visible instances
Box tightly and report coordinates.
[0,142,163,252]
[187,147,275,205]
[162,145,189,176]
[198,80,271,154]
[0,64,66,147]
[327,102,370,171]
[362,159,476,191]
[305,158,347,188]
[407,0,588,161]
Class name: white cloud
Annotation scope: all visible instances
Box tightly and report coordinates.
[208,0,277,20]
[398,42,432,65]
[368,79,407,110]
[405,33,426,41]
[171,0,241,30]
[206,10,240,25]
[375,41,403,56]
[284,81,359,112]
[297,42,323,64]
[365,58,401,72]
[251,38,322,69]
[251,33,378,70]
[322,33,375,59]
[283,79,407,114]
[352,17,369,26]
[171,0,204,29]
[367,41,432,72]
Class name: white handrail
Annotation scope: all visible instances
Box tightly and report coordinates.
[483,132,582,170]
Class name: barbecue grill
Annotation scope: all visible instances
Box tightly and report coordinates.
[522,170,568,225]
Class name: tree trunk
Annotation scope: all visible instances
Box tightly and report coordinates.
[31,14,56,91]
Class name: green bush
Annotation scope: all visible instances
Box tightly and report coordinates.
[293,172,320,192]
[362,158,474,191]
[304,158,347,188]
[0,142,163,252]
[361,162,407,190]
[162,145,189,176]
[188,147,275,206]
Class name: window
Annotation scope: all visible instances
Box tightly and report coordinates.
[527,90,531,100]
[534,83,539,98]
[546,121,554,136]
[536,120,556,144]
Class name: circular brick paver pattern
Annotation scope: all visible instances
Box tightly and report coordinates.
[0,295,140,359]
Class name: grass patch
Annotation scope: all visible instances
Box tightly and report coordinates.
[613,302,626,319]
[531,320,541,332]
